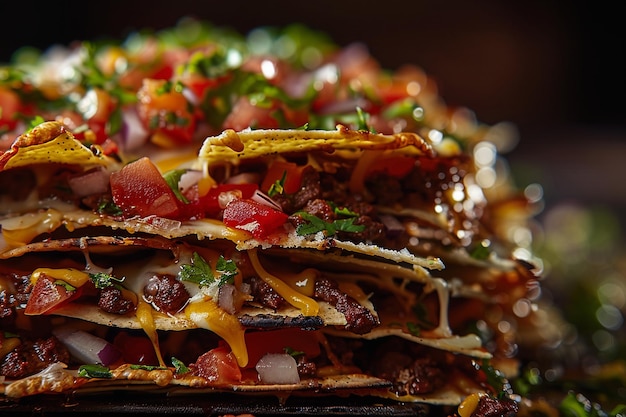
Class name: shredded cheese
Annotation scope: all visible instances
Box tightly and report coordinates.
[30,268,90,287]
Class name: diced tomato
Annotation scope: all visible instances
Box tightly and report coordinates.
[244,328,321,369]
[222,198,288,238]
[0,87,21,131]
[24,274,83,315]
[367,155,416,178]
[113,332,160,366]
[222,97,280,131]
[192,346,242,384]
[261,161,304,194]
[189,183,259,218]
[137,78,196,144]
[110,156,181,219]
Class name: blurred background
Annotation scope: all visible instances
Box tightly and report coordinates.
[2,0,625,391]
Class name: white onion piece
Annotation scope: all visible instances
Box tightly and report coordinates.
[217,284,237,314]
[67,169,110,197]
[225,172,261,185]
[120,107,149,151]
[255,353,300,384]
[251,190,283,212]
[178,170,203,195]
[53,328,121,366]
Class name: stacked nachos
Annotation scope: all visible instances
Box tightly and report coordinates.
[0,18,553,416]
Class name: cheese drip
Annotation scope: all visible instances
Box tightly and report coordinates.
[185,299,248,367]
[247,249,319,316]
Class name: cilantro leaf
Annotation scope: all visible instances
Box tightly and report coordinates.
[89,272,125,289]
[171,357,190,375]
[78,364,113,379]
[163,169,189,203]
[215,256,238,286]
[179,252,215,287]
[295,211,365,237]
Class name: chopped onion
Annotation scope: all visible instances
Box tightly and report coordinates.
[53,327,121,366]
[380,214,405,238]
[218,283,237,314]
[178,170,203,194]
[255,353,300,384]
[225,172,261,185]
[67,168,110,197]
[251,189,283,212]
[119,107,149,151]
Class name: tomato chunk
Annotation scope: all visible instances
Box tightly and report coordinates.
[195,183,259,217]
[110,157,181,218]
[191,346,242,384]
[113,332,160,366]
[261,161,304,195]
[222,198,288,238]
[24,274,82,315]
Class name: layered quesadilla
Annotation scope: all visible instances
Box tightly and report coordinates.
[0,19,546,416]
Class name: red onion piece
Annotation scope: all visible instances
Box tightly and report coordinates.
[53,328,121,366]
[255,353,300,384]
[119,107,149,151]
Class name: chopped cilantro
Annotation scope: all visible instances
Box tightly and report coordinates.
[78,364,113,379]
[54,280,76,292]
[179,252,238,288]
[215,256,238,286]
[171,357,190,375]
[295,211,365,237]
[97,198,123,216]
[89,272,125,289]
[284,347,305,357]
[179,252,215,287]
[267,170,287,197]
[163,169,189,203]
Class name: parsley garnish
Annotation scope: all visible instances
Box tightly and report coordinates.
[179,252,238,287]
[284,347,305,357]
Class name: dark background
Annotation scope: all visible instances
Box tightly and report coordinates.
[2,0,625,229]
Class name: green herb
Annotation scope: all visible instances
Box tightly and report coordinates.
[171,357,190,375]
[54,280,76,292]
[97,198,123,216]
[78,364,113,379]
[179,252,215,287]
[284,347,305,357]
[215,256,238,286]
[163,169,189,203]
[355,106,373,132]
[559,391,626,417]
[406,322,421,336]
[89,272,125,289]
[267,170,287,197]
[481,358,509,397]
[295,211,365,237]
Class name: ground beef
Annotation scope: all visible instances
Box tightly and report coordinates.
[372,351,446,395]
[143,273,190,314]
[470,395,519,417]
[0,336,70,378]
[314,277,379,334]
[247,276,285,310]
[98,286,136,314]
